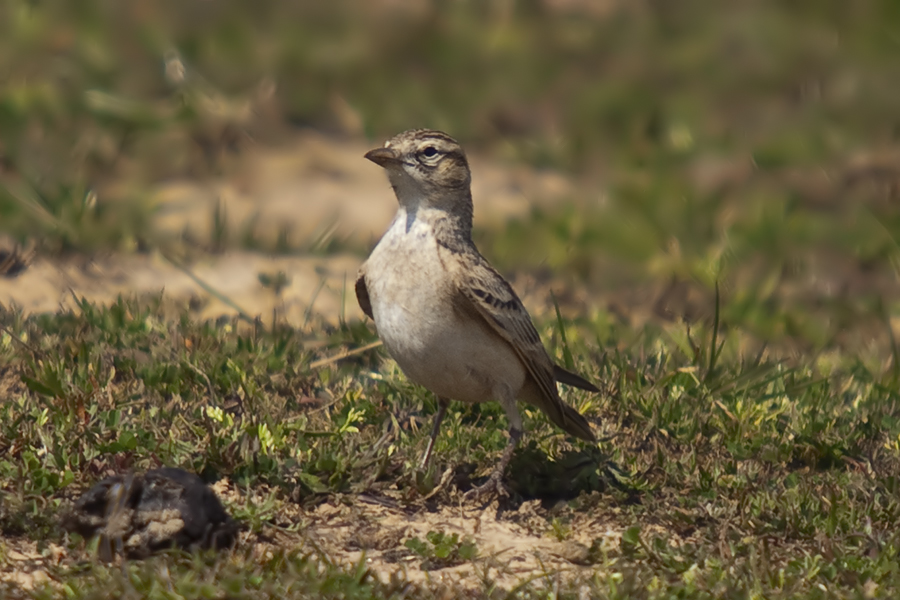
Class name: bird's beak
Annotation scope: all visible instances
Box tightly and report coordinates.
[364,146,402,168]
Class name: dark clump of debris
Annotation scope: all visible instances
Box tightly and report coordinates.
[62,467,239,560]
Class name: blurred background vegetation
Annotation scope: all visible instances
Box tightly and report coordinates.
[2,0,900,354]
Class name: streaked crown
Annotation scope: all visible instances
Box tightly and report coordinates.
[365,129,472,193]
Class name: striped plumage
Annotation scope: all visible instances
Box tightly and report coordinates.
[356,129,597,497]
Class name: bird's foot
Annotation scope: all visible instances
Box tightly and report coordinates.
[464,468,509,501]
[464,426,521,502]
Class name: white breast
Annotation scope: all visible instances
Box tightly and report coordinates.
[364,210,525,403]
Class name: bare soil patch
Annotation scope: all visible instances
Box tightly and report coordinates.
[0,131,576,326]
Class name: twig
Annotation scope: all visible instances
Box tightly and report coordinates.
[308,340,383,370]
[0,324,39,355]
[420,466,454,502]
[160,251,255,323]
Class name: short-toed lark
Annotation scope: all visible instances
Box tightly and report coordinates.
[357,129,597,497]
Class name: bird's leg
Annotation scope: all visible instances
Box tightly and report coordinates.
[420,396,450,470]
[466,385,522,500]
[466,427,522,499]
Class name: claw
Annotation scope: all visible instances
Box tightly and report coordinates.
[464,470,510,500]
[463,426,521,501]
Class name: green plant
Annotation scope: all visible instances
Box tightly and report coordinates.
[404,530,478,570]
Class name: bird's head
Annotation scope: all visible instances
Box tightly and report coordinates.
[365,129,472,212]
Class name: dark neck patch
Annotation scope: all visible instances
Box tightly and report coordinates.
[432,210,473,255]
[405,205,418,233]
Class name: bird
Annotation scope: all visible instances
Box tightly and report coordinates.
[356,128,598,497]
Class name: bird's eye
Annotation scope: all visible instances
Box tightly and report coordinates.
[421,146,439,159]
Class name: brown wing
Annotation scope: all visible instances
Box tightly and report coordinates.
[454,258,572,429]
[355,268,373,320]
[446,247,597,441]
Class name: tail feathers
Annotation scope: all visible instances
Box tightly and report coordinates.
[552,402,597,443]
[553,364,600,393]
[523,366,599,443]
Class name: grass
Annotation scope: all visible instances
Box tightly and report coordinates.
[1,294,900,597]
[2,0,900,597]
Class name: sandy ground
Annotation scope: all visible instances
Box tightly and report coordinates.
[0,130,577,326]
[291,492,622,589]
[0,487,627,594]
